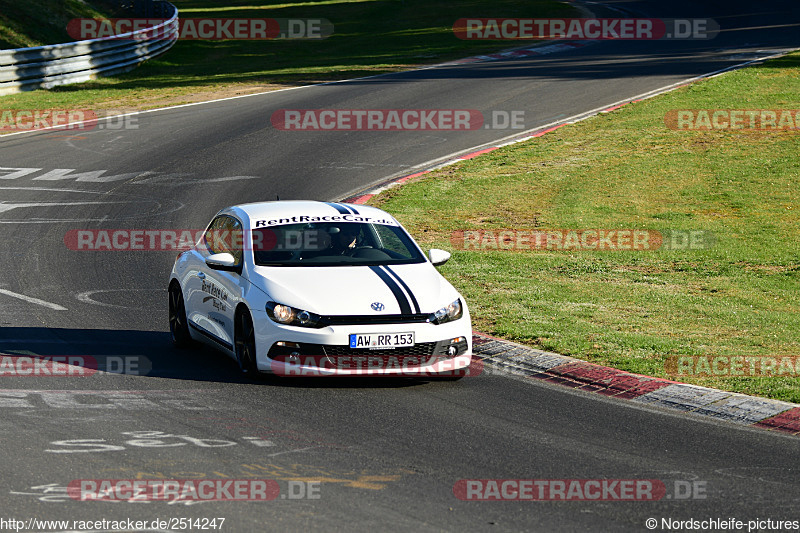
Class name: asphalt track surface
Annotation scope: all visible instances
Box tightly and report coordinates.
[1,1,799,531]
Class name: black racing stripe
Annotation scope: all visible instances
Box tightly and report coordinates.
[383,266,420,314]
[323,201,360,215]
[323,202,351,215]
[369,266,412,315]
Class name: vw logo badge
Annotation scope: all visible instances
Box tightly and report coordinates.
[371,302,385,311]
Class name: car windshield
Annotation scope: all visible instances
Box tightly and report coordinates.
[252,222,427,267]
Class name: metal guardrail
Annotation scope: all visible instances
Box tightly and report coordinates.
[0,0,178,96]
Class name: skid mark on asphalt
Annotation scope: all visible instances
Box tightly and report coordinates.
[97,463,414,491]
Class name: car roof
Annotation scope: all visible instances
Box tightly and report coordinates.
[219,200,398,227]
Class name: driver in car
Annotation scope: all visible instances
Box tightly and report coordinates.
[328,225,360,255]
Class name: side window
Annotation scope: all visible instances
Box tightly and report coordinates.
[204,217,225,255]
[204,215,244,266]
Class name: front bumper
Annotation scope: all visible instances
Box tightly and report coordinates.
[252,310,472,376]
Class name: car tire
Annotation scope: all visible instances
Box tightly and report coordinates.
[234,307,258,375]
[169,281,193,348]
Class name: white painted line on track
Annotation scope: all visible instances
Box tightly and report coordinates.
[0,201,121,214]
[0,288,67,311]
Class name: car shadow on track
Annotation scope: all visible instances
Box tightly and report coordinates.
[0,326,433,388]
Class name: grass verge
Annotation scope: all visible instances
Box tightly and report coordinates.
[0,0,575,115]
[369,51,800,402]
[0,0,121,49]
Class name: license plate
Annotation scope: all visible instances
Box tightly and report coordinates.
[349,332,415,349]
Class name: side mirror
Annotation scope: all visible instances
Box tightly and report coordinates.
[206,252,238,272]
[428,248,451,267]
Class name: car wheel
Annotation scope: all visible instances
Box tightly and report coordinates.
[234,308,258,374]
[169,282,192,348]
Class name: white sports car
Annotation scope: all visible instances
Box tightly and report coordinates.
[168,201,472,378]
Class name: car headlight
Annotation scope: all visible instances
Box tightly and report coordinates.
[266,302,321,328]
[430,298,463,325]
[272,304,295,323]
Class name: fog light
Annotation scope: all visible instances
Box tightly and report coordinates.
[447,345,458,357]
[277,341,301,348]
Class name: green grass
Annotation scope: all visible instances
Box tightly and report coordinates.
[0,0,576,114]
[0,0,121,49]
[370,52,800,402]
